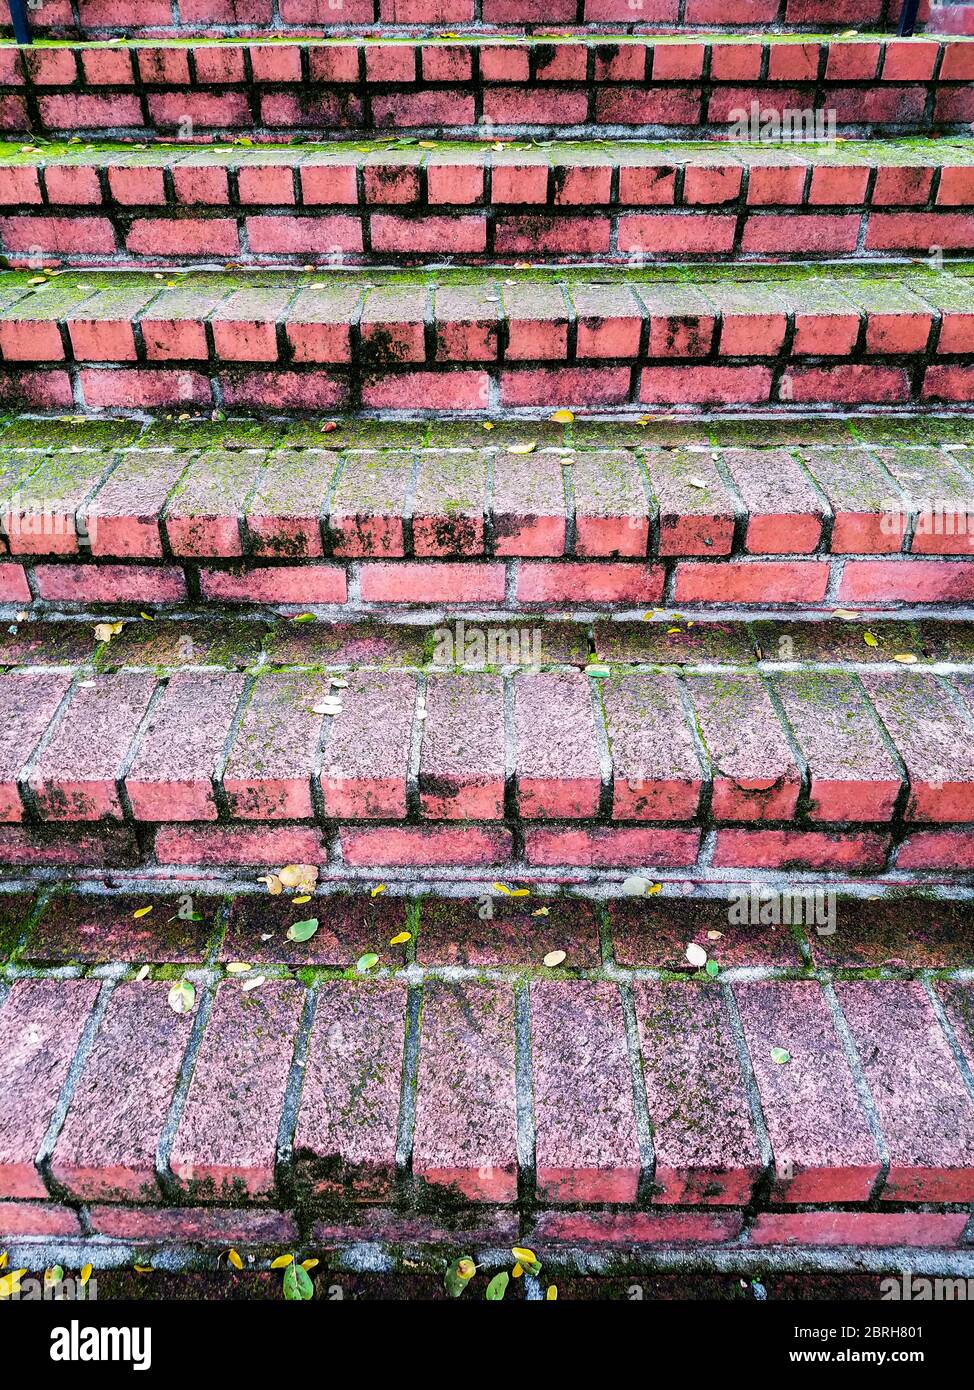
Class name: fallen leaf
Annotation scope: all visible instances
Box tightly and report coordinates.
[292,894,312,904]
[771,1046,791,1065]
[44,1266,64,1288]
[685,942,708,969]
[227,1249,244,1270]
[279,863,319,890]
[486,1271,509,1300]
[832,609,858,620]
[356,953,379,972]
[258,873,283,896]
[80,1264,93,1287]
[550,409,574,423]
[622,874,649,896]
[512,1246,536,1264]
[893,653,918,664]
[270,1254,294,1269]
[93,620,124,643]
[389,931,411,945]
[706,930,723,941]
[134,965,151,982]
[0,1269,27,1299]
[547,1285,558,1300]
[863,631,879,647]
[371,884,386,897]
[168,979,196,1015]
[283,1261,314,1301]
[687,477,708,489]
[507,442,536,454]
[543,950,567,968]
[133,906,153,919]
[287,918,319,943]
[301,1259,319,1271]
[226,962,252,974]
[532,907,550,917]
[241,974,266,992]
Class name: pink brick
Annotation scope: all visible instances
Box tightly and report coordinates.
[524,826,700,868]
[51,982,192,1202]
[320,670,415,820]
[154,824,325,867]
[750,1212,968,1248]
[0,1201,81,1238]
[90,1205,298,1244]
[674,561,830,605]
[362,372,489,411]
[532,981,640,1204]
[413,982,517,1203]
[641,366,772,405]
[420,674,505,820]
[200,566,346,606]
[515,672,601,819]
[518,561,664,605]
[127,219,240,257]
[501,367,630,407]
[713,829,889,871]
[617,213,736,254]
[170,981,304,1199]
[533,1209,743,1245]
[32,564,187,604]
[360,562,505,604]
[80,369,212,410]
[0,979,100,1198]
[341,825,512,867]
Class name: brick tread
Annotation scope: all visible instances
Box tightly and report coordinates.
[4,434,974,610]
[2,960,974,1236]
[3,137,973,267]
[1,34,973,142]
[2,263,974,413]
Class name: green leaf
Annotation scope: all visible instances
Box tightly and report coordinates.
[486,1272,509,1301]
[167,979,196,1015]
[283,1260,314,1301]
[287,918,319,944]
[356,952,379,973]
[444,1257,476,1298]
[770,1046,791,1065]
[705,959,720,978]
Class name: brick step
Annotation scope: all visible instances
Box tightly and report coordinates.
[3,263,974,414]
[5,137,974,269]
[6,430,974,611]
[2,0,920,41]
[0,636,974,873]
[3,35,972,141]
[2,898,974,1248]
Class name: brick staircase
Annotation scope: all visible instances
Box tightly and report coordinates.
[2,5,974,1289]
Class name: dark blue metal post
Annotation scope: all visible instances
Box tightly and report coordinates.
[897,0,923,35]
[6,0,32,44]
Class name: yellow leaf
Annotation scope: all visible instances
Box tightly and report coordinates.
[507,442,536,455]
[292,894,311,904]
[550,409,574,423]
[301,1259,319,1271]
[893,653,918,664]
[133,906,153,919]
[512,1246,536,1264]
[279,863,318,890]
[0,1270,27,1299]
[543,950,567,968]
[226,962,252,974]
[456,1258,476,1280]
[93,620,124,643]
[227,1249,244,1270]
[512,1263,524,1278]
[80,1264,92,1287]
[646,883,662,895]
[532,907,550,917]
[0,1251,6,1269]
[258,873,283,896]
[863,632,879,647]
[140,612,155,621]
[371,884,386,897]
[241,974,266,992]
[547,1285,558,1300]
[270,1254,294,1269]
[667,626,682,635]
[482,421,494,431]
[493,882,513,895]
[389,931,411,945]
[134,1265,153,1274]
[832,609,858,620]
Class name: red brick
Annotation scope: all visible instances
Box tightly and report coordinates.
[839,560,974,603]
[420,673,505,820]
[641,366,772,405]
[413,982,517,1203]
[0,1201,81,1238]
[43,165,103,206]
[742,214,860,254]
[154,824,325,867]
[515,672,600,819]
[838,981,974,1203]
[0,978,100,1198]
[320,670,415,820]
[32,564,187,604]
[501,367,629,408]
[635,982,762,1205]
[781,365,911,405]
[674,560,830,605]
[360,562,505,604]
[750,1212,968,1248]
[682,165,743,205]
[866,212,974,250]
[80,369,212,410]
[518,561,664,605]
[898,829,974,870]
[524,826,700,868]
[603,673,702,821]
[713,829,889,871]
[51,981,192,1202]
[341,824,513,867]
[170,981,304,1200]
[617,213,736,254]
[90,1205,298,1244]
[736,981,880,1202]
[532,1210,743,1245]
[617,163,677,206]
[807,164,870,205]
[294,981,406,1201]
[871,166,934,205]
[532,981,640,1204]
[746,165,807,206]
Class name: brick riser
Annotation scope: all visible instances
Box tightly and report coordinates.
[2,891,974,1253]
[5,142,974,268]
[0,0,923,38]
[3,265,974,414]
[7,442,974,611]
[3,36,973,141]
